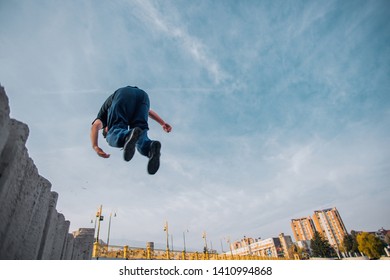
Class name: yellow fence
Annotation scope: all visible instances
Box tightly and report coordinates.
[92,242,288,260]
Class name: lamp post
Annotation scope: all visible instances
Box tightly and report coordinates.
[106,212,117,248]
[225,237,233,258]
[93,205,104,259]
[96,205,104,243]
[164,221,170,260]
[202,231,208,252]
[202,231,209,260]
[183,229,189,252]
[183,229,189,260]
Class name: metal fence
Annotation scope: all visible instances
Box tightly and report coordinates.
[92,242,289,260]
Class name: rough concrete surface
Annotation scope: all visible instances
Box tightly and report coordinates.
[0,85,94,259]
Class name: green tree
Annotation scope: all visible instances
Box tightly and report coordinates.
[342,234,360,257]
[310,231,336,258]
[356,232,385,259]
[350,231,361,254]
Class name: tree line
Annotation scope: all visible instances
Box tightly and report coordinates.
[291,230,389,259]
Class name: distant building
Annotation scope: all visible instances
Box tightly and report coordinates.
[231,236,256,250]
[296,240,312,256]
[291,207,348,254]
[370,227,390,244]
[312,207,348,252]
[228,234,293,258]
[291,216,316,242]
[278,233,294,259]
[72,228,95,260]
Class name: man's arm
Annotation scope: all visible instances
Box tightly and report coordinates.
[90,119,110,158]
[149,109,172,133]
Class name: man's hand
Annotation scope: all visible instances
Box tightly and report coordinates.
[94,146,110,158]
[91,119,110,158]
[149,110,172,133]
[162,123,172,133]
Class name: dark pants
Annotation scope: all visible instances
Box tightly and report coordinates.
[105,86,153,157]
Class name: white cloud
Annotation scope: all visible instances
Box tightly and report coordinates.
[132,0,229,85]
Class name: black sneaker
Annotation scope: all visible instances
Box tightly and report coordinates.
[123,127,142,161]
[147,141,161,175]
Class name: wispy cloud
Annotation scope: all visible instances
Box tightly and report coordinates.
[132,0,229,85]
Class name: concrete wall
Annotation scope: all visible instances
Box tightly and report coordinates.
[0,85,94,259]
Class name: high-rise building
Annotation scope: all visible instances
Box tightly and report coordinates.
[290,216,316,242]
[312,207,348,251]
[279,233,294,259]
[291,207,348,254]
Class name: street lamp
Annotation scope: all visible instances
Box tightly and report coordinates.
[202,231,208,252]
[164,221,170,259]
[93,205,104,260]
[106,212,117,248]
[225,237,233,257]
[96,205,104,243]
[220,239,225,253]
[183,229,189,253]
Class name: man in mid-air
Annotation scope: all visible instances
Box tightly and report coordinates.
[90,86,172,175]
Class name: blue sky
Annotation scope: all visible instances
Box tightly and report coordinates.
[1,0,389,251]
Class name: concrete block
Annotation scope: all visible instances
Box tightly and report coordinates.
[0,121,30,258]
[62,233,74,260]
[16,176,52,259]
[49,214,69,260]
[0,85,10,155]
[37,192,58,260]
[0,157,40,259]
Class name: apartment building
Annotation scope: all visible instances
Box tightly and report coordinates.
[278,233,294,259]
[229,237,281,257]
[228,233,293,258]
[291,216,316,242]
[291,207,348,252]
[312,207,348,250]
